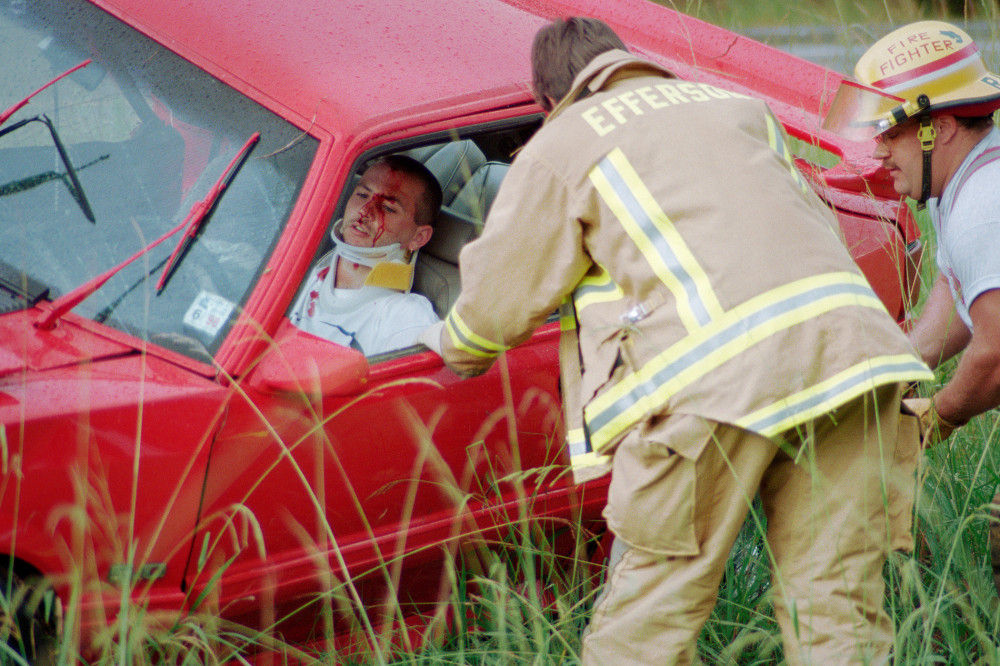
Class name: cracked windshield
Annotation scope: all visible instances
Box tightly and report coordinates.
[0,0,317,359]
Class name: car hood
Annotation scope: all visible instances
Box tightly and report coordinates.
[0,309,136,380]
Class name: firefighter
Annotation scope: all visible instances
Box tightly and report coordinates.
[826,21,1000,590]
[422,18,931,664]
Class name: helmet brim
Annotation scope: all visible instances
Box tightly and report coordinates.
[822,79,909,140]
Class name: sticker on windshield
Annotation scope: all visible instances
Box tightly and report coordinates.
[184,291,235,337]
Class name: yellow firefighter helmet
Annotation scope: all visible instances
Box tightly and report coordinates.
[825,21,1000,139]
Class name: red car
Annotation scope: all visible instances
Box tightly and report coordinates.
[0,0,920,659]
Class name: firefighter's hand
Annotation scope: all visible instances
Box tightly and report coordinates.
[902,397,962,448]
[419,321,445,356]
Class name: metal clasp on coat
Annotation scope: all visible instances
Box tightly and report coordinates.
[621,302,650,325]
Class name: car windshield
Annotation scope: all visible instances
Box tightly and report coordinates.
[0,0,318,359]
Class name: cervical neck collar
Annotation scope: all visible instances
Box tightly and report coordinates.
[331,219,408,267]
[330,219,417,292]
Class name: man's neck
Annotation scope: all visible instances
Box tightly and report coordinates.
[334,255,371,289]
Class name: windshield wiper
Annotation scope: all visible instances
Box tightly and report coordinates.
[36,212,193,330]
[155,131,260,293]
[0,152,108,196]
[35,131,262,330]
[0,114,99,222]
[0,59,92,128]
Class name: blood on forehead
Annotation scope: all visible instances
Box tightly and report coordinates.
[358,164,420,247]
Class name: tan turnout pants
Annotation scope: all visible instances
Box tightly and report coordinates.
[582,383,918,665]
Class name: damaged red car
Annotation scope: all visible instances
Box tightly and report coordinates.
[0,0,921,660]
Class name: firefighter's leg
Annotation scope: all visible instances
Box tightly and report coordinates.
[582,414,777,666]
[762,383,916,665]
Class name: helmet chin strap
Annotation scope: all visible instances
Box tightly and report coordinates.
[330,219,409,267]
[915,94,935,210]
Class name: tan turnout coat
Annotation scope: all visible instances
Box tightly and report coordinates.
[438,50,932,481]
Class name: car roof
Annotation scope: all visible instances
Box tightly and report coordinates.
[99,0,549,133]
[98,0,847,142]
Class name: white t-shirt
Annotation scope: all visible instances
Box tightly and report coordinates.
[930,127,1000,330]
[289,253,439,356]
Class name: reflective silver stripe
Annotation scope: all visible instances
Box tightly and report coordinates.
[444,309,504,358]
[590,149,722,331]
[584,272,889,452]
[567,427,589,457]
[737,355,933,436]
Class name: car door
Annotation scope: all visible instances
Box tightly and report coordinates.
[185,123,607,641]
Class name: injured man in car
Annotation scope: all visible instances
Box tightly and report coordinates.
[289,155,442,355]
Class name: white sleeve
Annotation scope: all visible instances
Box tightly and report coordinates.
[360,293,440,356]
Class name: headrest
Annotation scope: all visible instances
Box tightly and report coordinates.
[421,209,479,264]
[420,161,510,264]
[403,141,486,206]
[450,161,510,222]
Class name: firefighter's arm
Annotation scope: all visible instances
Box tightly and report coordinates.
[932,288,1000,427]
[433,152,590,377]
[907,273,971,369]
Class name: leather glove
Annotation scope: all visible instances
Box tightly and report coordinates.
[418,320,445,356]
[902,397,963,448]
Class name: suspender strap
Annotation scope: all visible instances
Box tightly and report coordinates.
[949,146,1000,215]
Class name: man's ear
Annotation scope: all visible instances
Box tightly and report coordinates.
[934,114,959,143]
[407,224,433,251]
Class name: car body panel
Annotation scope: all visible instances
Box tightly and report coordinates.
[0,0,914,650]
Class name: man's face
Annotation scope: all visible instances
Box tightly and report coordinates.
[871,120,928,200]
[341,163,432,250]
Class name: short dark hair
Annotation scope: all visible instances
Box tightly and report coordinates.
[368,154,443,227]
[531,17,628,111]
[955,114,995,133]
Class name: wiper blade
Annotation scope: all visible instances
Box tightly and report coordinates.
[0,59,92,128]
[155,132,260,293]
[0,153,108,198]
[33,131,261,331]
[36,213,191,330]
[0,114,99,223]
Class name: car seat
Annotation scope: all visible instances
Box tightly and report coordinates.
[403,141,487,206]
[414,161,510,317]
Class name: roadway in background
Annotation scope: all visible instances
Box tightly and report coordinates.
[742,21,999,73]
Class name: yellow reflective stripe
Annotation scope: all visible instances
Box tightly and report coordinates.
[559,298,577,331]
[567,426,611,478]
[445,309,505,358]
[766,114,809,195]
[585,272,887,452]
[589,148,722,331]
[574,265,624,312]
[570,449,612,472]
[736,354,933,436]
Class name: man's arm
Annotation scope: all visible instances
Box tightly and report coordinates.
[435,150,590,377]
[933,288,1000,425]
[907,273,971,369]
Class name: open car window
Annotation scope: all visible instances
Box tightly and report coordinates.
[294,122,539,362]
[0,0,318,360]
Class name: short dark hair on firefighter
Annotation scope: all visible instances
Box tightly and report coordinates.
[531,17,628,112]
[956,114,995,133]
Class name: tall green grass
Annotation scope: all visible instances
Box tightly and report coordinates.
[384,3,1000,664]
[4,1,1000,664]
